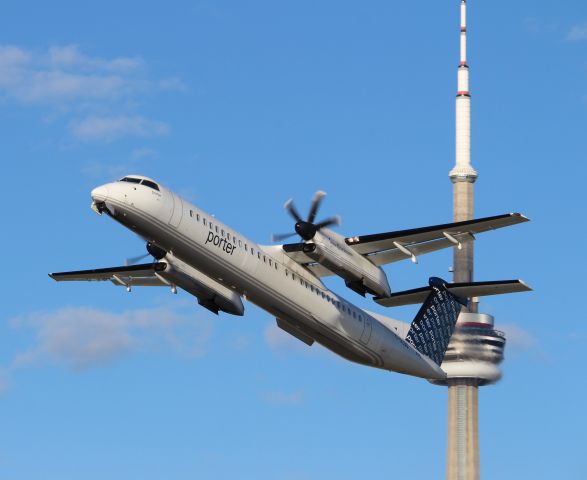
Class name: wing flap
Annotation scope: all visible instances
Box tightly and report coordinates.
[375,279,532,307]
[367,232,475,266]
[347,213,528,257]
[49,262,167,285]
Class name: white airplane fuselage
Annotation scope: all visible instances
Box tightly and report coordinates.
[91,179,445,380]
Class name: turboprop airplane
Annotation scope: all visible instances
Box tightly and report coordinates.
[49,175,531,380]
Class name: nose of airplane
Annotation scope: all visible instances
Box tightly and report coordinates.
[91,184,110,202]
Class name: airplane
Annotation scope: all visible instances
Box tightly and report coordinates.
[49,175,531,380]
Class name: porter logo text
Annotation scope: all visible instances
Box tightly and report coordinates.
[205,231,236,255]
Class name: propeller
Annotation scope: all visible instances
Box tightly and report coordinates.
[272,191,341,242]
[125,253,150,266]
[124,242,167,265]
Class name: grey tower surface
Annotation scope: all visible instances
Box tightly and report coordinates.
[430,2,506,480]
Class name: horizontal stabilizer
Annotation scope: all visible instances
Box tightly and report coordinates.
[375,280,532,308]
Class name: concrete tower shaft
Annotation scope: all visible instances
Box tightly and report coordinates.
[436,3,506,480]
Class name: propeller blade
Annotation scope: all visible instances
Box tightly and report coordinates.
[307,191,326,224]
[284,199,303,222]
[271,232,297,242]
[125,253,150,266]
[315,215,341,230]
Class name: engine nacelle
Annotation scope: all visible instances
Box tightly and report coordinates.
[146,241,167,260]
[303,232,391,298]
[158,255,244,316]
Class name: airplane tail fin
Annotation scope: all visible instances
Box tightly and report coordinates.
[401,277,532,365]
[405,277,467,366]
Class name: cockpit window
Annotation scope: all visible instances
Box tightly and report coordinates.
[141,180,159,191]
[119,177,141,184]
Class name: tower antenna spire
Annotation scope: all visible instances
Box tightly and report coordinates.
[450,0,478,184]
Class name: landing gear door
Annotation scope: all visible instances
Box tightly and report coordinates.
[168,194,183,228]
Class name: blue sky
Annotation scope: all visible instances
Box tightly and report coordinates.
[1,1,586,478]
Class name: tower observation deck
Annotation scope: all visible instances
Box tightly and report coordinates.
[430,2,507,479]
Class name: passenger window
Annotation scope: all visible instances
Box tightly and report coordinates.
[221,229,225,237]
[292,274,295,281]
[238,240,242,247]
[275,263,278,270]
[215,226,219,233]
[258,252,261,259]
[203,218,207,226]
[189,210,193,217]
[268,259,272,266]
[197,214,200,221]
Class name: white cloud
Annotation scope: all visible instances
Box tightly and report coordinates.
[0,45,141,104]
[0,44,185,143]
[567,23,587,41]
[47,45,143,73]
[262,390,304,405]
[70,115,169,142]
[11,306,212,370]
[0,46,31,68]
[500,324,538,351]
[18,71,129,103]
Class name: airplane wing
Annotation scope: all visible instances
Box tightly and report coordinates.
[280,213,528,276]
[49,262,168,287]
[346,213,528,266]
